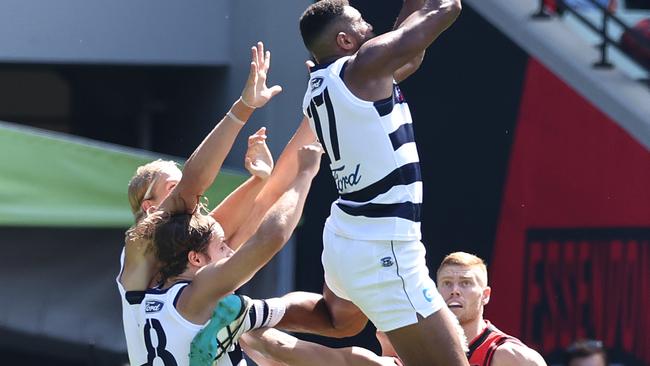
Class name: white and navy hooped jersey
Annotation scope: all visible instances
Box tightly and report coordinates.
[302,56,422,241]
[120,280,247,366]
[117,253,276,366]
[117,248,148,366]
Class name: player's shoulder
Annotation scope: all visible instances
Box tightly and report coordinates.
[492,340,547,366]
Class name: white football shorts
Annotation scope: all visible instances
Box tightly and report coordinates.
[322,226,445,332]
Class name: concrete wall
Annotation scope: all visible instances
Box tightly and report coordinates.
[0,0,230,65]
[226,0,312,300]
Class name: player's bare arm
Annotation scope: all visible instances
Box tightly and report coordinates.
[240,328,399,366]
[393,0,427,83]
[177,143,323,324]
[160,42,281,215]
[121,42,280,292]
[225,116,316,249]
[210,127,274,250]
[346,0,461,100]
[121,128,273,292]
[491,340,548,366]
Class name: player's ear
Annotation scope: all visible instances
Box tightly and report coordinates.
[141,200,154,214]
[187,250,203,267]
[336,32,355,51]
[482,286,491,306]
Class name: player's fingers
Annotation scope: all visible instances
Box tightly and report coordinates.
[265,50,271,72]
[247,61,257,83]
[251,46,258,67]
[252,61,259,81]
[257,42,264,68]
[248,138,266,148]
[268,85,283,97]
[249,128,266,140]
[304,141,324,153]
[249,134,267,142]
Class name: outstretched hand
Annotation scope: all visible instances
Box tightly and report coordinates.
[241,42,283,109]
[245,127,274,179]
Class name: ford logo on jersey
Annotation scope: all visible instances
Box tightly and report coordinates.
[145,300,164,313]
[310,77,324,91]
[332,164,362,192]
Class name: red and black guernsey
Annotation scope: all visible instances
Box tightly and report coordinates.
[467,320,524,366]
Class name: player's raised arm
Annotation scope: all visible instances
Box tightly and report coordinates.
[225,116,316,250]
[179,143,323,322]
[210,127,274,249]
[393,0,427,83]
[159,42,282,215]
[352,0,461,80]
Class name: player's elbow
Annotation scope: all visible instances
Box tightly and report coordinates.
[416,1,461,42]
[446,0,462,15]
[428,0,461,26]
[267,230,292,251]
[258,217,292,250]
[441,1,462,25]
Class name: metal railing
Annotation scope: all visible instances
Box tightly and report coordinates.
[532,0,650,84]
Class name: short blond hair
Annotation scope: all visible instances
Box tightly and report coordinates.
[127,159,179,222]
[437,251,488,287]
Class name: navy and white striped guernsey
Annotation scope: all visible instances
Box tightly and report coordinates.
[302,56,422,241]
[117,250,278,366]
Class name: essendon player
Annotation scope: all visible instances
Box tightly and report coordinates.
[436,252,547,366]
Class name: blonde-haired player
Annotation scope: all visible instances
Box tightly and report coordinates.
[117,41,288,366]
[436,252,547,366]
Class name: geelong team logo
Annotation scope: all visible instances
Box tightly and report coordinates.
[380,256,394,267]
[145,300,164,313]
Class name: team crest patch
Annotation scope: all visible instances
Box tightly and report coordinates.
[145,300,164,313]
[310,77,324,91]
[380,256,394,267]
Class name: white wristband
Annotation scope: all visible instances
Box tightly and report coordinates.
[239,97,256,109]
[226,111,245,126]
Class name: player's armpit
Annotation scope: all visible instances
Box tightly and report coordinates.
[393,53,425,83]
[491,342,548,366]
